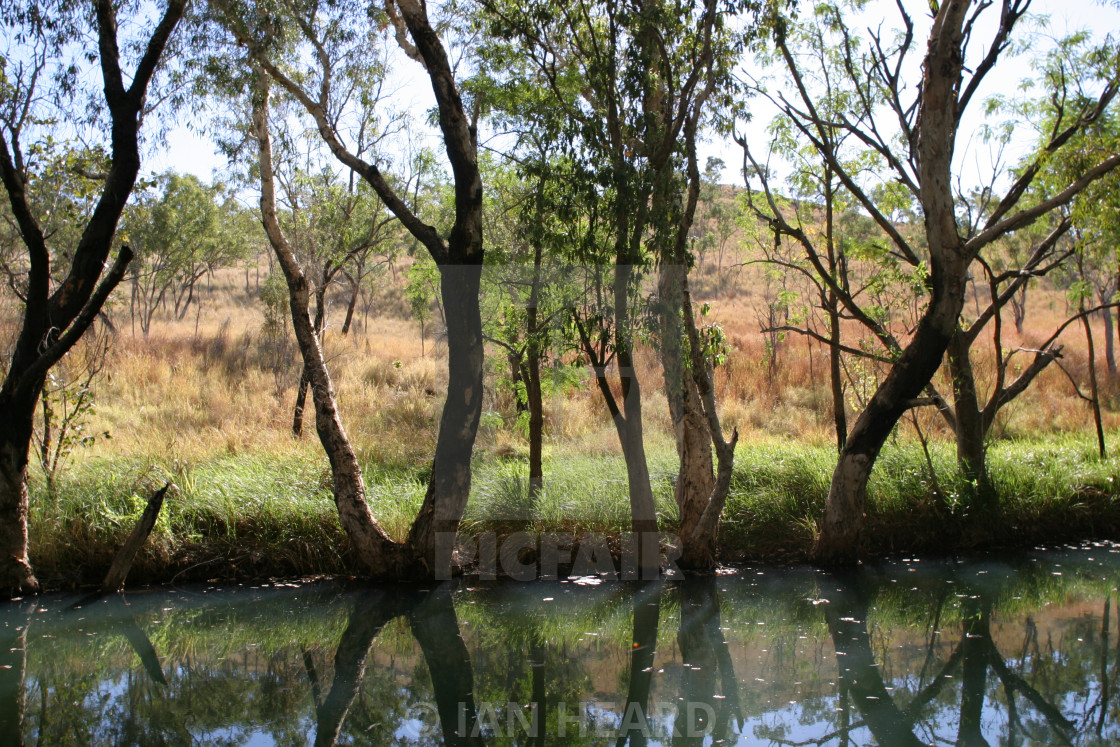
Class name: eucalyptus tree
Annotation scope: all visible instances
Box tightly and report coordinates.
[482,0,748,570]
[121,171,255,336]
[0,0,191,595]
[931,31,1120,491]
[745,0,1120,564]
[211,0,483,577]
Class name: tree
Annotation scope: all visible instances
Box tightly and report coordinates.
[483,0,745,571]
[273,166,397,437]
[745,0,1120,564]
[929,31,1120,491]
[0,0,190,595]
[121,171,255,336]
[477,151,587,502]
[250,66,415,576]
[213,0,484,577]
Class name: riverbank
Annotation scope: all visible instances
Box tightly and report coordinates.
[24,433,1120,591]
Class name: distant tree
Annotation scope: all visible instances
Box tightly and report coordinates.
[483,0,746,570]
[121,172,256,336]
[272,166,397,437]
[696,157,739,273]
[478,154,574,500]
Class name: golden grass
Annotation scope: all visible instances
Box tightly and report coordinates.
[1,227,1113,485]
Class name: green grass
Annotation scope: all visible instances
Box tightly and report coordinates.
[26,432,1120,589]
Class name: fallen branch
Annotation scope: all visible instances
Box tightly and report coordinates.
[101,482,170,593]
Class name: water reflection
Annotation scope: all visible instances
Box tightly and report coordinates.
[7,545,1120,744]
[674,578,741,745]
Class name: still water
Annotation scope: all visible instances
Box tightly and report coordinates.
[3,544,1120,745]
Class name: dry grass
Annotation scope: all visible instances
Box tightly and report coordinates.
[18,232,1109,481]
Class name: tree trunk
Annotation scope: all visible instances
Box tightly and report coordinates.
[293,285,328,438]
[1101,304,1116,376]
[658,262,715,556]
[239,0,487,580]
[508,347,526,415]
[617,350,662,577]
[828,294,847,453]
[811,1,970,566]
[101,483,170,592]
[1011,285,1026,334]
[526,291,544,500]
[292,368,310,438]
[341,273,359,336]
[0,389,42,595]
[824,176,847,452]
[947,328,991,498]
[253,70,411,578]
[668,106,738,572]
[812,259,968,565]
[406,266,485,576]
[1083,311,1107,459]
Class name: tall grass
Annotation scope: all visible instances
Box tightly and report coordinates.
[26,431,1120,587]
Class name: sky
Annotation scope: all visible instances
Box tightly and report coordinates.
[143,0,1120,192]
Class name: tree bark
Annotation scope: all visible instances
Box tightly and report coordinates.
[0,420,37,595]
[946,328,990,495]
[659,262,715,554]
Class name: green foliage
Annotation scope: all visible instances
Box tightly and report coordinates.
[120,171,260,333]
[404,253,441,352]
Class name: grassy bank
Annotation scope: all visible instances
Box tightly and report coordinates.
[27,433,1120,589]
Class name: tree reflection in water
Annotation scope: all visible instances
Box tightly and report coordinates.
[616,581,662,746]
[813,570,1080,747]
[0,599,32,747]
[8,548,1120,744]
[673,577,742,746]
[313,584,483,746]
